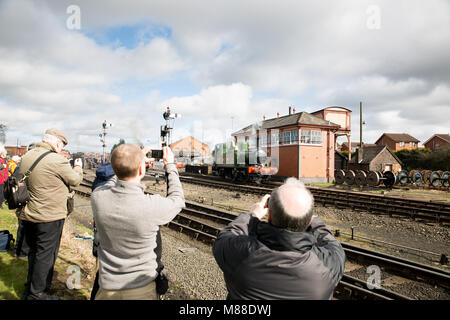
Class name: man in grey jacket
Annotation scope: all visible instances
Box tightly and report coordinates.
[213,178,346,300]
[92,144,185,300]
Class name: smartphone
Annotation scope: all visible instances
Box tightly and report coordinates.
[147,150,163,159]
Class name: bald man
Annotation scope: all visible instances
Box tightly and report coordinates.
[213,178,345,300]
[92,144,185,300]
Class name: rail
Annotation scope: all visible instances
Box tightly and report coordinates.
[167,175,450,225]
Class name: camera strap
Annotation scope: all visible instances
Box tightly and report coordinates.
[21,151,53,182]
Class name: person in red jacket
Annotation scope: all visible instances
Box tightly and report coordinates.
[0,145,9,209]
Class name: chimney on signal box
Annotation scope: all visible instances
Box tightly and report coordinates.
[263,115,266,121]
[293,107,296,114]
[277,112,280,118]
[289,106,292,115]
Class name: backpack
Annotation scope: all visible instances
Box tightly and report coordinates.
[0,230,15,252]
[3,151,52,210]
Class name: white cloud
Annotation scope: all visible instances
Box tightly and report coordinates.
[161,83,253,118]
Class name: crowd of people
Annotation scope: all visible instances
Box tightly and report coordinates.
[0,128,346,300]
[0,146,21,210]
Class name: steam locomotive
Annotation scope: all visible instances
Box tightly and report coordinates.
[211,140,277,183]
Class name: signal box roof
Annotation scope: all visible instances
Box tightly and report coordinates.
[232,111,340,136]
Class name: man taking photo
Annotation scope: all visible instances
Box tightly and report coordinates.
[213,177,346,300]
[18,129,83,300]
[92,144,185,300]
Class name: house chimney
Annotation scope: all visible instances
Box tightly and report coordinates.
[277,112,280,118]
[289,106,292,115]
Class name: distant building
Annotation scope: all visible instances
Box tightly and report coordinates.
[170,136,210,160]
[340,142,376,153]
[374,133,419,151]
[348,145,402,173]
[335,151,348,170]
[5,146,28,156]
[423,134,450,151]
[232,106,352,183]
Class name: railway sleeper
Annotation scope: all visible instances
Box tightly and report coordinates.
[175,214,221,237]
[182,208,233,225]
[166,221,216,244]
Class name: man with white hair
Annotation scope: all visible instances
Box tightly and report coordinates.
[17,128,83,300]
[213,177,346,300]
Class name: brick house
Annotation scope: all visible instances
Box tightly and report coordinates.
[5,146,28,156]
[374,133,419,151]
[170,136,210,159]
[340,142,376,152]
[423,134,450,151]
[348,145,402,173]
[232,107,352,183]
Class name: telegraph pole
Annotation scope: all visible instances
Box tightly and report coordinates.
[359,101,363,163]
[360,102,363,147]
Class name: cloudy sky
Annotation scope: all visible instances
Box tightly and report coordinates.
[0,0,449,153]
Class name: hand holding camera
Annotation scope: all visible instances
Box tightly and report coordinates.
[251,194,270,220]
[142,146,174,166]
[74,158,83,168]
[162,146,174,166]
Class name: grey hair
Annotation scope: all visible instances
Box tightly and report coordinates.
[268,177,315,232]
[42,134,62,146]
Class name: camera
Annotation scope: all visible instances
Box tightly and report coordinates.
[147,150,163,159]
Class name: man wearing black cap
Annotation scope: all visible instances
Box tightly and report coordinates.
[17,129,83,300]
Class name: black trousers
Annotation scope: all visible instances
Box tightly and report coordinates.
[15,219,29,257]
[0,184,4,207]
[22,219,65,299]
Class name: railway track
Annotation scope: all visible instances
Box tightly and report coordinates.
[73,181,450,300]
[151,173,450,226]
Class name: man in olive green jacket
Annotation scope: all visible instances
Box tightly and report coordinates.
[17,128,83,300]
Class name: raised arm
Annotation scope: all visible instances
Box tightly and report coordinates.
[147,162,185,225]
[57,157,83,187]
[309,216,346,284]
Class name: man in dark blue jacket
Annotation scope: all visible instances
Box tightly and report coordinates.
[90,163,115,300]
[213,178,346,300]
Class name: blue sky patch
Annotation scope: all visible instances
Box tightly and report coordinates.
[84,22,172,49]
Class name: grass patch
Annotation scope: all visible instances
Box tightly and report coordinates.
[73,222,93,237]
[0,208,26,300]
[308,182,334,187]
[0,208,93,300]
